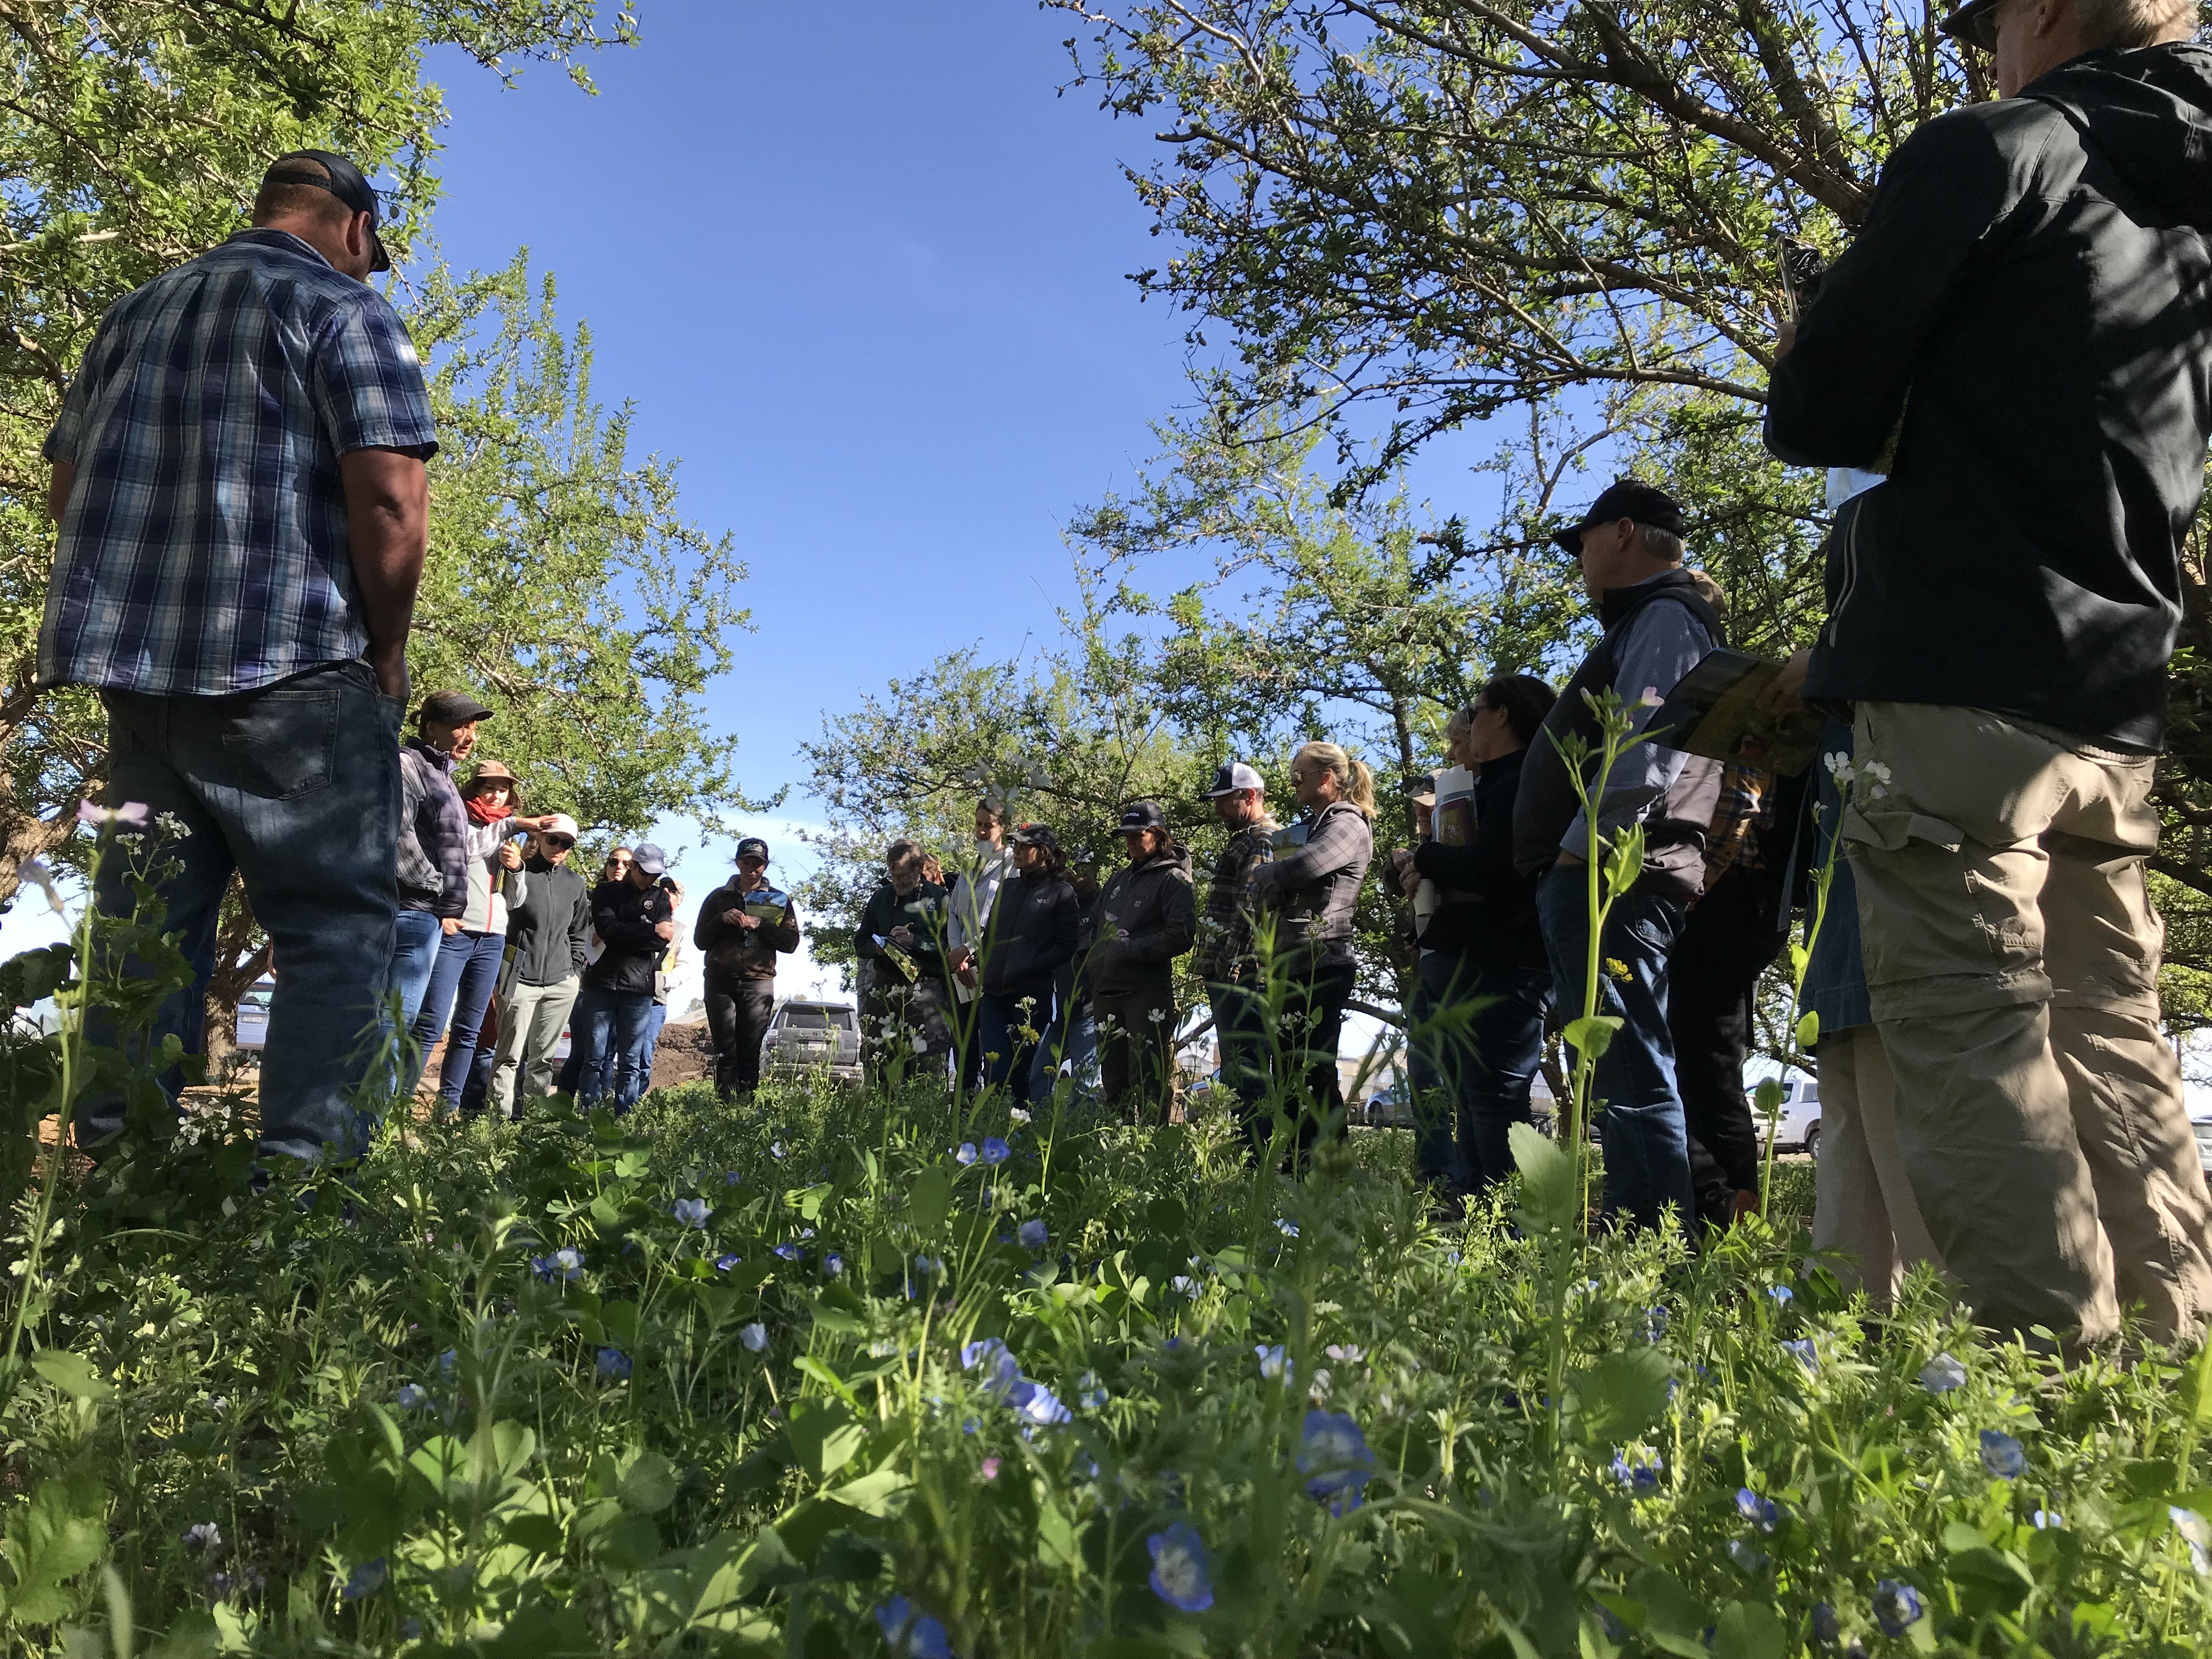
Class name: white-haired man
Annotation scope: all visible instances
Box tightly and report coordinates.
[1764,0,2212,1347]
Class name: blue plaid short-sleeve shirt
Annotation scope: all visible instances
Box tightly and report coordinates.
[38,228,438,696]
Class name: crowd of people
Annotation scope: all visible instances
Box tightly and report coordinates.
[30,0,2212,1354]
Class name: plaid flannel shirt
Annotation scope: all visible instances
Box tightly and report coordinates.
[39,229,437,695]
[1193,818,1277,983]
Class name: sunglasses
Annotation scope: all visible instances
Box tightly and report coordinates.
[544,836,575,850]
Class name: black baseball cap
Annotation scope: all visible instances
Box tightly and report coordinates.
[263,150,391,272]
[418,688,493,726]
[1009,822,1059,852]
[1118,800,1167,832]
[736,837,770,863]
[1936,0,2002,48]
[1551,479,1690,557]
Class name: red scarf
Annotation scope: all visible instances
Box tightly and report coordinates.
[466,794,514,827]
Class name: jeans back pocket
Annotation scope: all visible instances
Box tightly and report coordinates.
[218,684,340,800]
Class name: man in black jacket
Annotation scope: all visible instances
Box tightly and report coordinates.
[576,841,676,1115]
[1764,2,2212,1346]
[1089,801,1198,1122]
[855,839,954,1081]
[483,812,590,1116]
[694,837,802,1099]
[977,823,1080,1107]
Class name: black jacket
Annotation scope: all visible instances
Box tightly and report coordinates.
[1087,846,1197,1002]
[855,880,951,984]
[695,881,800,982]
[584,878,674,996]
[505,856,590,988]
[1767,44,2212,752]
[979,870,1080,1003]
[1413,748,1548,973]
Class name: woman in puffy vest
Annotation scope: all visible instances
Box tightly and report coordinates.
[1246,741,1375,1161]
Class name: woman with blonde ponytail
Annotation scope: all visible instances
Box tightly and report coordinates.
[1246,740,1376,1162]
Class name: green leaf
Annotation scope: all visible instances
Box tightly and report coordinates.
[1712,1601,1783,1659]
[1572,1346,1673,1442]
[1509,1122,1577,1234]
[1628,1567,1706,1657]
[147,1608,221,1659]
[2,1479,106,1625]
[908,1167,951,1233]
[619,1452,680,1515]
[1563,1014,1620,1062]
[1753,1079,1786,1118]
[31,1350,115,1402]
[783,1404,866,1484]
[1793,1010,1819,1048]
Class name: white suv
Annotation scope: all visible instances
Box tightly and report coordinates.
[1760,1073,1822,1161]
[762,1000,863,1082]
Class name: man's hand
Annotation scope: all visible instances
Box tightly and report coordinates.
[1775,318,1798,359]
[888,925,915,948]
[1757,647,1813,718]
[441,917,461,936]
[720,906,747,927]
[654,919,675,943]
[342,447,428,703]
[1556,851,1587,870]
[47,459,75,524]
[1389,847,1420,898]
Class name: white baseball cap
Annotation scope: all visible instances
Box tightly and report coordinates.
[539,812,582,844]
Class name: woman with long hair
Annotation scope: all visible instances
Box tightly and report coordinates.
[1247,741,1375,1158]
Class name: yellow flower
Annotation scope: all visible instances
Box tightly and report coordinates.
[1605,957,1632,983]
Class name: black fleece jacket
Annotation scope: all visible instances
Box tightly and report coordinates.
[979,870,1080,1003]
[1413,748,1548,973]
[505,856,590,987]
[1766,44,2212,751]
[584,878,674,996]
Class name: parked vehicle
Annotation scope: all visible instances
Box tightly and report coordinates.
[234,977,274,1052]
[763,999,863,1082]
[1758,1072,1821,1161]
[2193,1115,2212,1177]
[1363,1081,1415,1129]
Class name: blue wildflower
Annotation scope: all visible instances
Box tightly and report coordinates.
[981,1136,1012,1165]
[437,1348,456,1378]
[914,1254,944,1277]
[532,1246,585,1283]
[182,1522,222,1553]
[396,1384,429,1410]
[1782,1338,1819,1373]
[340,1558,387,1601]
[955,1143,978,1166]
[1146,1519,1215,1612]
[873,1594,952,1659]
[769,1141,787,1159]
[961,1417,980,1435]
[1609,1451,1662,1494]
[1979,1429,2024,1480]
[740,1322,768,1352]
[1255,1343,1294,1386]
[1811,1602,1841,1647]
[1872,1579,1923,1637]
[596,1347,633,1381]
[825,1252,844,1277]
[1297,1409,1375,1514]
[1011,1379,1071,1426]
[1077,1370,1108,1409]
[1641,1305,1670,1342]
[799,1227,816,1240]
[715,1252,742,1272]
[1017,1218,1048,1251]
[1766,1284,1793,1306]
[672,1198,711,1228]
[2170,1505,2211,1573]
[2033,1509,2063,1530]
[724,1170,741,1187]
[1734,1487,1779,1532]
[772,1242,801,1262]
[1276,1218,1299,1238]
[1918,1351,1967,1393]
[961,1336,1023,1400]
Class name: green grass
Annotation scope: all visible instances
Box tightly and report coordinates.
[1,1076,2207,1657]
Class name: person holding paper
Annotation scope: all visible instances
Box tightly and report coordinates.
[856,840,955,1082]
[694,837,802,1100]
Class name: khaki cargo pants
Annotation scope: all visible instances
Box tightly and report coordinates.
[1847,702,2212,1346]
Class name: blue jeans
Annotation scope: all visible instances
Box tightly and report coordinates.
[577,987,654,1113]
[1413,956,1554,1198]
[979,990,1046,1107]
[86,660,402,1163]
[637,1000,668,1078]
[408,928,504,1108]
[1029,1003,1098,1101]
[1537,868,1691,1229]
[388,911,444,1033]
[1207,981,1273,1155]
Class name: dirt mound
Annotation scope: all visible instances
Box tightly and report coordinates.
[652,1020,715,1090]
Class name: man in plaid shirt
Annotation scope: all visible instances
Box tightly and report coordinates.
[41,150,437,1166]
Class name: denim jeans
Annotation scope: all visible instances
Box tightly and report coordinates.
[556,983,602,1097]
[639,1000,669,1077]
[408,927,504,1107]
[1207,980,1274,1156]
[85,660,402,1163]
[577,986,654,1113]
[1537,868,1691,1230]
[978,990,1047,1108]
[1447,960,1555,1199]
[388,911,444,1034]
[1028,1004,1098,1102]
[1405,957,1457,1188]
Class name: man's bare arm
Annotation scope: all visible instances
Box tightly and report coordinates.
[47,459,75,522]
[341,447,429,700]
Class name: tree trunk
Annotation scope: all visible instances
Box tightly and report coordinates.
[202,877,271,1083]
[0,798,83,912]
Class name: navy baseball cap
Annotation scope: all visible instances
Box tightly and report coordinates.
[263,150,391,272]
[633,843,669,877]
[736,837,769,863]
[1118,800,1167,831]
